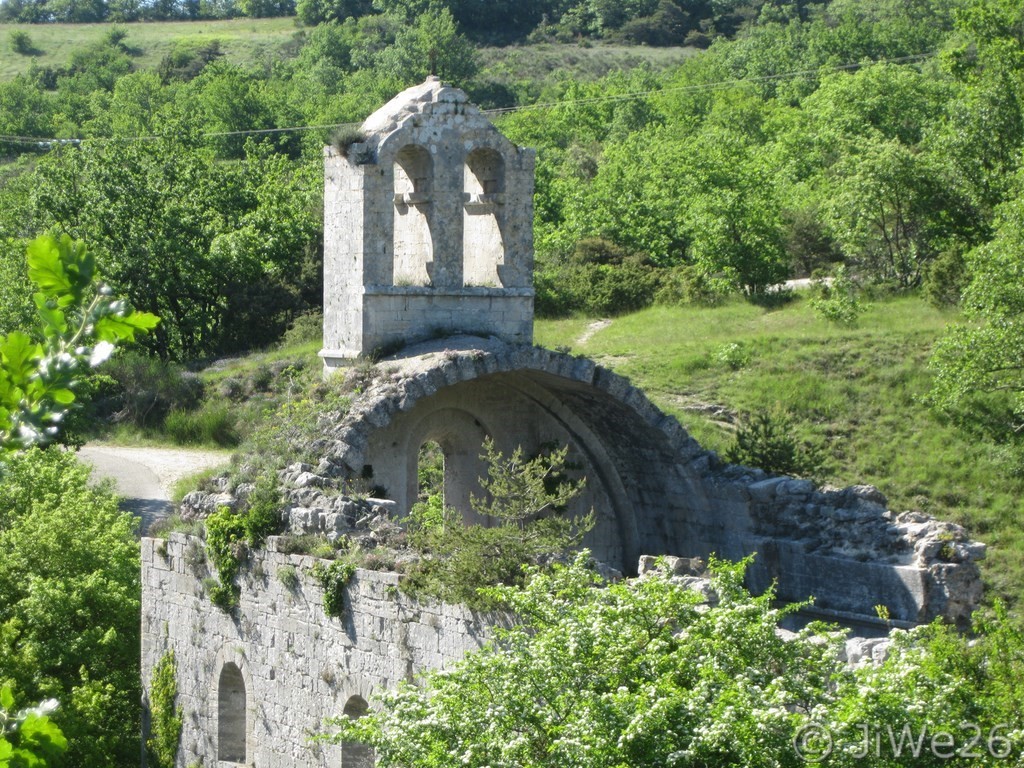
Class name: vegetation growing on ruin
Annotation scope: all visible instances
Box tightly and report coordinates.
[311,560,357,618]
[402,438,594,609]
[146,651,182,768]
[203,472,282,610]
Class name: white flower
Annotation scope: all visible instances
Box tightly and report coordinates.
[89,341,116,367]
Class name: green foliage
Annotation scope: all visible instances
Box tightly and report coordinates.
[714,341,749,370]
[725,408,825,479]
[164,404,239,447]
[277,564,300,590]
[204,506,247,610]
[146,651,182,768]
[28,138,319,360]
[101,352,203,429]
[7,30,34,55]
[327,553,838,767]
[0,449,140,767]
[0,235,157,452]
[536,238,660,317]
[375,6,478,85]
[809,266,868,326]
[243,471,283,547]
[311,560,357,617]
[654,265,732,307]
[203,472,282,610]
[822,136,970,289]
[930,190,1024,429]
[923,247,968,308]
[403,438,592,608]
[0,684,67,768]
[330,552,1024,768]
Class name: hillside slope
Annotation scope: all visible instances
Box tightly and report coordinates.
[536,294,1024,606]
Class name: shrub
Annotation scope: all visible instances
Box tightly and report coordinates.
[537,239,661,317]
[923,247,968,308]
[277,565,300,591]
[0,449,141,765]
[654,265,732,306]
[165,404,239,447]
[403,439,593,609]
[103,352,203,428]
[280,310,323,347]
[204,507,248,610]
[8,30,35,55]
[243,472,282,547]
[725,409,825,480]
[331,127,367,157]
[714,342,750,370]
[201,473,283,610]
[809,266,868,326]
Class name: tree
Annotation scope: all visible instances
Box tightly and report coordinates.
[330,554,839,767]
[824,137,969,288]
[30,137,318,360]
[930,190,1024,429]
[402,438,592,608]
[375,6,478,86]
[296,0,372,25]
[0,449,141,767]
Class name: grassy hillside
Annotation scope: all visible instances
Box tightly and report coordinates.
[535,294,1024,607]
[0,17,298,79]
[0,18,692,82]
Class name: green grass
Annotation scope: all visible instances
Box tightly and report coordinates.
[537,294,1024,607]
[0,17,298,80]
[0,20,692,84]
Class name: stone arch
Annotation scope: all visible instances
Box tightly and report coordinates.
[332,337,710,573]
[393,144,434,286]
[463,147,506,287]
[217,662,248,764]
[340,695,374,768]
[404,407,491,525]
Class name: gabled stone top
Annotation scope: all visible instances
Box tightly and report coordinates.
[360,76,490,144]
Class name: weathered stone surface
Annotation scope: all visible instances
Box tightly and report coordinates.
[142,534,499,768]
[320,77,536,363]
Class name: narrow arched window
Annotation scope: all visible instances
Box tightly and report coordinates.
[393,145,434,286]
[463,147,506,287]
[417,440,445,508]
[218,663,247,763]
[341,695,374,768]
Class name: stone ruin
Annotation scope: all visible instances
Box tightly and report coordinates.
[140,78,985,767]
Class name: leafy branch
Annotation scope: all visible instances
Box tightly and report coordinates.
[0,684,67,767]
[0,235,159,450]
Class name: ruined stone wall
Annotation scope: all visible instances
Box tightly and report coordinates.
[141,534,499,768]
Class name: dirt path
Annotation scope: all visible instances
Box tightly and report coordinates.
[576,318,612,346]
[78,445,231,534]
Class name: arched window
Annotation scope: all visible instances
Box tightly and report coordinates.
[393,145,433,286]
[463,147,506,287]
[218,663,247,763]
[417,440,445,509]
[341,695,374,768]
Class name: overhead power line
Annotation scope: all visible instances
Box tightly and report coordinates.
[0,50,937,149]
